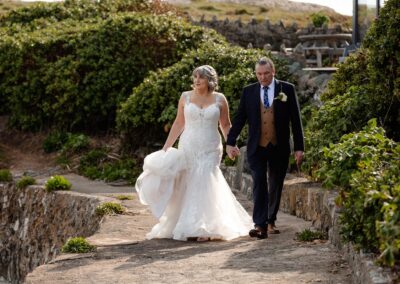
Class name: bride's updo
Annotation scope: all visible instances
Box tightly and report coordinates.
[192,65,218,92]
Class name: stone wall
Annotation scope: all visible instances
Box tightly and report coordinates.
[0,183,105,283]
[194,17,351,50]
[221,148,395,284]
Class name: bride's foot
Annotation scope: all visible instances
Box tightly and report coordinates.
[196,237,210,242]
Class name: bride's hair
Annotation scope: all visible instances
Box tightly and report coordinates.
[192,65,218,92]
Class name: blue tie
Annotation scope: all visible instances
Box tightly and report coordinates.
[263,86,270,108]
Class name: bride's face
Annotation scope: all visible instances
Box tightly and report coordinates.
[193,73,209,91]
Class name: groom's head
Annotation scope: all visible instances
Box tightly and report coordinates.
[255,57,275,87]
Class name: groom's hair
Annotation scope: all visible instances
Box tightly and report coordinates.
[255,57,275,71]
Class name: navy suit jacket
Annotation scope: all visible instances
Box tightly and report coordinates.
[227,79,304,160]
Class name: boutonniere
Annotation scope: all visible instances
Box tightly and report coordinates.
[274,85,287,102]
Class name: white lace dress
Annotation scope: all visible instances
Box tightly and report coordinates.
[141,92,252,241]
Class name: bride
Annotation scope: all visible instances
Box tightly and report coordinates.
[137,65,252,241]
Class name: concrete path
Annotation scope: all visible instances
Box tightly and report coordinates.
[25,174,351,284]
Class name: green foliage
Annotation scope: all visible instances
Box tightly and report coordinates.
[61,237,96,253]
[296,229,326,242]
[0,0,177,28]
[0,169,12,182]
[45,175,72,192]
[362,0,400,140]
[0,11,225,130]
[318,120,400,267]
[303,51,375,176]
[117,42,290,147]
[310,12,329,27]
[78,149,140,184]
[16,176,36,189]
[96,202,125,216]
[43,131,69,153]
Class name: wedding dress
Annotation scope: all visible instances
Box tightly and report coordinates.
[137,92,253,241]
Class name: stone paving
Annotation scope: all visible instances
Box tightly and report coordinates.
[25,174,351,284]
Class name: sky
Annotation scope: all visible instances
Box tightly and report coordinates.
[290,0,353,16]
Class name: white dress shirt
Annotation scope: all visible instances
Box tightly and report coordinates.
[259,78,275,107]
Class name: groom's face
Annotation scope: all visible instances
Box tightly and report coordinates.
[255,64,275,87]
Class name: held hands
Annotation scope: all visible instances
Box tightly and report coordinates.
[226,145,240,160]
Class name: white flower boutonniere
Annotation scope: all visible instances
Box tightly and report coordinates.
[275,92,287,102]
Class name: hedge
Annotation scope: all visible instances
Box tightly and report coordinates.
[0,13,225,130]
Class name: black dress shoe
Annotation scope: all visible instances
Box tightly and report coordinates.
[249,226,268,239]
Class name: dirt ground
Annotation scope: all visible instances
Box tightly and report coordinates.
[24,178,351,284]
[0,116,351,283]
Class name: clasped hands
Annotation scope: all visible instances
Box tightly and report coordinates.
[226,145,240,160]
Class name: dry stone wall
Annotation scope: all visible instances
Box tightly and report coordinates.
[0,183,104,283]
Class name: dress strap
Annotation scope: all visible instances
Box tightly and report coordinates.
[215,93,223,107]
[181,92,191,105]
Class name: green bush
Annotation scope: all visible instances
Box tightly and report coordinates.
[310,12,329,28]
[78,148,140,183]
[16,176,36,189]
[96,202,125,216]
[117,42,291,148]
[362,0,400,140]
[0,12,225,130]
[45,175,72,191]
[318,120,400,267]
[43,131,69,153]
[303,51,373,176]
[0,0,177,28]
[61,237,96,253]
[0,169,12,182]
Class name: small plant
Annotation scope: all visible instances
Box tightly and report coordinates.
[16,176,36,189]
[296,229,326,242]
[115,195,134,200]
[45,175,72,192]
[61,237,96,253]
[96,202,125,216]
[61,133,90,154]
[0,169,12,182]
[310,12,329,28]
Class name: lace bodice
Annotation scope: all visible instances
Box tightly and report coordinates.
[178,92,223,169]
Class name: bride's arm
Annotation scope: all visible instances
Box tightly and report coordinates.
[162,95,186,151]
[219,94,232,142]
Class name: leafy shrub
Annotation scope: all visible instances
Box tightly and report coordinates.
[16,176,36,189]
[296,228,326,242]
[318,120,400,267]
[310,12,329,28]
[117,42,290,148]
[45,175,72,192]
[0,169,12,182]
[0,12,225,130]
[96,202,125,216]
[61,237,96,253]
[78,148,140,183]
[0,0,178,28]
[61,133,90,154]
[362,0,400,141]
[43,131,69,153]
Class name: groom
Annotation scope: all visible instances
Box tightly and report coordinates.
[226,57,304,239]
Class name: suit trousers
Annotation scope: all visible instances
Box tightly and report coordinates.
[248,144,289,228]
